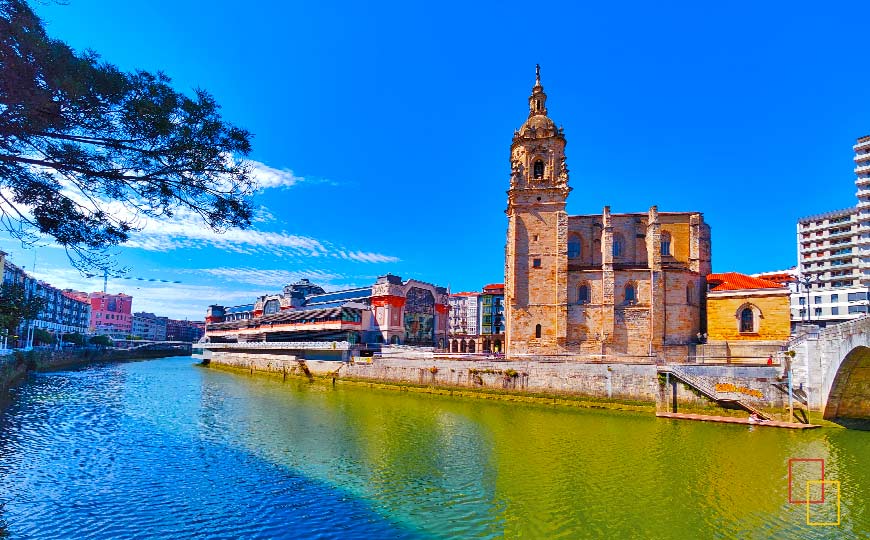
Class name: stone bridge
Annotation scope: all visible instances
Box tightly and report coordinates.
[790,316,870,423]
[128,341,192,353]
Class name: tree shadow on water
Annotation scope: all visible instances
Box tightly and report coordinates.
[0,503,10,538]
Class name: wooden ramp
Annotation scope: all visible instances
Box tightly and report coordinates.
[656,412,819,429]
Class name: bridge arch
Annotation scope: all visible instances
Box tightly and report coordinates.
[823,345,870,421]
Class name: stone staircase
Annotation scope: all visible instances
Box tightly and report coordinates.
[659,365,771,420]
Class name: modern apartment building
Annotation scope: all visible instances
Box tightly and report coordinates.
[89,292,134,337]
[478,284,504,336]
[793,135,870,328]
[132,312,168,341]
[1,252,91,340]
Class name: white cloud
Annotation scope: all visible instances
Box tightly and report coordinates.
[26,265,258,321]
[248,160,303,190]
[2,158,398,263]
[194,267,348,288]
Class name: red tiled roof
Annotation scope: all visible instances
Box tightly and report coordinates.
[755,272,796,285]
[451,292,480,297]
[707,272,786,291]
[483,283,504,292]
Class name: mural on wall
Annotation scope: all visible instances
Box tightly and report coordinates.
[404,287,435,345]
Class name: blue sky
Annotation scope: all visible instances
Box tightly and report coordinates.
[3,0,869,320]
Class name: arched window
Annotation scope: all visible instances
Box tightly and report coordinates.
[568,235,581,258]
[263,299,280,315]
[451,340,458,353]
[494,340,502,352]
[625,283,636,305]
[468,340,475,353]
[535,324,542,338]
[661,231,672,256]
[740,308,754,333]
[613,234,624,257]
[391,335,400,345]
[686,282,694,304]
[533,160,544,179]
[578,284,590,304]
[460,340,467,353]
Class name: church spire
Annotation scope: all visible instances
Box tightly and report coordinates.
[528,64,547,117]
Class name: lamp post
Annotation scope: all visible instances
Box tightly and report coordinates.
[796,273,818,323]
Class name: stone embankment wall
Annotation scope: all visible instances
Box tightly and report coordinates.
[1,348,189,399]
[206,350,789,411]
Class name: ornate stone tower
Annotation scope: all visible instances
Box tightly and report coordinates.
[505,66,571,355]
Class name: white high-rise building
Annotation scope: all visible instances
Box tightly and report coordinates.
[448,292,479,336]
[792,135,870,328]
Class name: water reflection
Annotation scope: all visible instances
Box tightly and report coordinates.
[0,357,868,539]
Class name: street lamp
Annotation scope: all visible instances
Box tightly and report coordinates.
[796,273,818,323]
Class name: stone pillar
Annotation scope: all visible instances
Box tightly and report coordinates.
[646,206,664,351]
[555,210,569,351]
[690,213,712,333]
[601,206,615,347]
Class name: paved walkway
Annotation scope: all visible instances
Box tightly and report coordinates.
[656,412,819,429]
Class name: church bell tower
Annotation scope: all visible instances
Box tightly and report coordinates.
[505,65,571,355]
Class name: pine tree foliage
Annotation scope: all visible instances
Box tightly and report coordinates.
[0,0,256,269]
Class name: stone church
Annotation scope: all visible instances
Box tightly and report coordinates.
[504,67,712,359]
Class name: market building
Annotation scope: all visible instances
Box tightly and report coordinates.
[205,275,449,348]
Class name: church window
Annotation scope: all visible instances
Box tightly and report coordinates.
[661,231,672,256]
[568,235,581,258]
[613,234,624,257]
[625,283,636,305]
[535,324,542,338]
[578,284,590,304]
[740,307,755,333]
[533,160,544,179]
[686,282,695,304]
[533,258,541,268]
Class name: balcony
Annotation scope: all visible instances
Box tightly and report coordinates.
[856,138,870,151]
[856,152,870,163]
[856,164,870,174]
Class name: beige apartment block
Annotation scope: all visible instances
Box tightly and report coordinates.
[504,67,712,359]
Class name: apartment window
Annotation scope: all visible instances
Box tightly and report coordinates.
[831,294,839,303]
[814,308,822,317]
[848,305,868,314]
[832,307,839,316]
[532,258,541,268]
[798,297,805,306]
[799,309,806,318]
[848,292,868,302]
[814,296,822,304]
